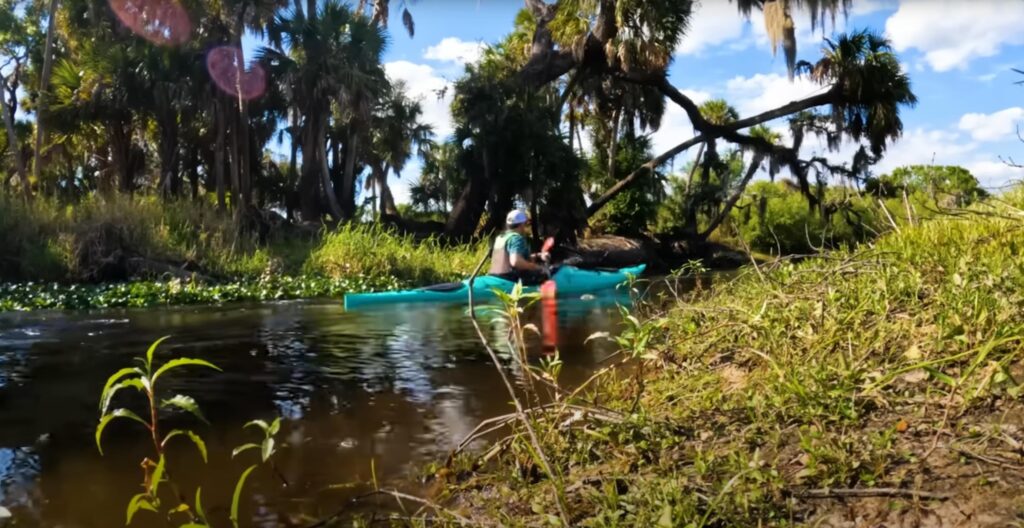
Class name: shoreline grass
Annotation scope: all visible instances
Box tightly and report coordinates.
[432,193,1024,526]
[0,195,485,312]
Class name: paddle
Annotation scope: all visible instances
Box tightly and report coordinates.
[539,237,559,351]
[540,237,556,299]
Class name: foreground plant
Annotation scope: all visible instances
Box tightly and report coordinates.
[440,195,1024,526]
[96,337,283,527]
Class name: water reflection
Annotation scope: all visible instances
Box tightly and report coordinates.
[0,291,636,526]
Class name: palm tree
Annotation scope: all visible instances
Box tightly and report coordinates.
[263,0,387,221]
[367,81,434,219]
[30,0,59,199]
[685,99,739,194]
[800,30,916,157]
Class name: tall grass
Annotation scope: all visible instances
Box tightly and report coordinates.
[304,223,486,286]
[441,190,1024,526]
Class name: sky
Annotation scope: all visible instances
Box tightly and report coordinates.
[344,0,1024,203]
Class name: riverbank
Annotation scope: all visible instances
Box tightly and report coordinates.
[433,194,1024,526]
[0,195,486,311]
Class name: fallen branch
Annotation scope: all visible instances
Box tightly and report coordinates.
[794,487,954,500]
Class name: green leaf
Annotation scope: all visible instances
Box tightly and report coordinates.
[149,455,166,496]
[230,465,258,528]
[145,336,172,372]
[126,493,158,525]
[96,409,149,455]
[195,487,207,523]
[161,394,208,424]
[99,367,144,411]
[244,419,269,433]
[268,417,281,436]
[924,366,957,387]
[152,358,220,384]
[232,443,260,458]
[163,429,208,463]
[261,437,275,463]
[100,377,146,416]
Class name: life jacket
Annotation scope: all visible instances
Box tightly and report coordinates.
[488,231,523,275]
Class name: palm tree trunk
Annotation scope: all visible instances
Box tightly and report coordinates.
[319,122,344,221]
[607,106,621,181]
[231,20,250,217]
[31,0,59,195]
[1,79,28,201]
[698,153,764,241]
[340,130,359,219]
[110,121,133,193]
[378,164,399,218]
[215,99,226,210]
[684,142,705,194]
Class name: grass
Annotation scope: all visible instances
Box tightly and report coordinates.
[433,191,1024,526]
[0,195,485,311]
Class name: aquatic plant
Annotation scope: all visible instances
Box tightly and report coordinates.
[95,337,283,527]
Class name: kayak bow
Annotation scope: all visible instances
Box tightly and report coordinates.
[343,264,645,310]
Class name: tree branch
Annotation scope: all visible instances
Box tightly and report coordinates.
[586,135,704,217]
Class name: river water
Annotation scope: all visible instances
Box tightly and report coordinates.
[0,287,665,527]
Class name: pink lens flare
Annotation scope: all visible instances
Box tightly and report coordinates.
[109,0,192,46]
[206,46,268,101]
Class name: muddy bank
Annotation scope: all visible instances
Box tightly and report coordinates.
[560,235,750,271]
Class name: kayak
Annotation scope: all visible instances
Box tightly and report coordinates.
[343,264,646,310]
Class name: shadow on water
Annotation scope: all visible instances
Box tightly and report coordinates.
[0,278,703,526]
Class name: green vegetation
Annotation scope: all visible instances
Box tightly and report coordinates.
[96,338,284,527]
[0,194,483,311]
[435,191,1024,526]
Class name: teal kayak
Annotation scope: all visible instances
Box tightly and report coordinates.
[343,264,646,310]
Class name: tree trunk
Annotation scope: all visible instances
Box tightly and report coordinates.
[215,99,227,210]
[157,112,179,198]
[298,120,321,221]
[232,21,251,217]
[699,153,764,241]
[444,147,490,240]
[683,142,705,194]
[0,79,29,201]
[110,121,134,193]
[607,106,621,182]
[340,130,359,219]
[378,164,399,218]
[188,147,200,200]
[31,0,59,194]
[319,123,344,221]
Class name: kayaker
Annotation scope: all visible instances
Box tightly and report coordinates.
[488,209,550,285]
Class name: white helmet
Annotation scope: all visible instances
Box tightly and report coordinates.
[505,209,529,227]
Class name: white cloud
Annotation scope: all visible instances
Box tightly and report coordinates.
[958,107,1024,142]
[885,1,1024,72]
[423,37,486,65]
[676,1,748,55]
[870,128,977,174]
[384,60,455,140]
[723,73,828,117]
[965,160,1023,188]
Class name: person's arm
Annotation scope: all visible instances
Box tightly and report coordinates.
[510,252,544,272]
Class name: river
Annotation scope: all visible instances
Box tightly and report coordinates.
[0,286,666,527]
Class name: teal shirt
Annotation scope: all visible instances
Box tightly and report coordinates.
[503,231,530,260]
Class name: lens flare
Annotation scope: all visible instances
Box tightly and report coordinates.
[206,46,268,101]
[108,0,191,46]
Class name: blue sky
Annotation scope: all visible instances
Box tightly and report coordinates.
[356,0,1024,202]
